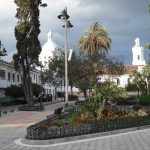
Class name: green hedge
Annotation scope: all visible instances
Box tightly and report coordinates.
[139,95,150,106]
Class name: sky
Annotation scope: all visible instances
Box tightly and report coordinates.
[0,0,149,64]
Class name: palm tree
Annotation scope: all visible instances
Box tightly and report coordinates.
[79,22,111,62]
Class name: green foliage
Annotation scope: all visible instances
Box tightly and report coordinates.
[130,69,149,95]
[32,83,44,97]
[97,81,127,100]
[55,119,65,127]
[5,85,24,98]
[13,0,43,106]
[125,83,138,92]
[78,79,89,99]
[43,49,64,88]
[5,83,43,99]
[81,85,105,121]
[79,22,111,62]
[139,95,150,106]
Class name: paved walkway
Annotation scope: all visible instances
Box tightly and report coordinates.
[0,102,150,150]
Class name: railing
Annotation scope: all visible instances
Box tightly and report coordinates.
[26,113,150,140]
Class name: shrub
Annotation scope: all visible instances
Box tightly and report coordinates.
[97,81,127,100]
[1,100,26,106]
[139,95,150,106]
[114,97,137,106]
[5,85,24,98]
[68,95,78,101]
[32,83,44,97]
[102,108,126,119]
[55,119,65,126]
[125,83,138,92]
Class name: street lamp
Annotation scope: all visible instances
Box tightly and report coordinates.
[58,7,73,104]
[0,41,7,57]
[0,40,7,117]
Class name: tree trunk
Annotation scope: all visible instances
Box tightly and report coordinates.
[70,85,73,95]
[22,68,34,106]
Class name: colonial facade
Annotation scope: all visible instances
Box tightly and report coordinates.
[0,60,41,102]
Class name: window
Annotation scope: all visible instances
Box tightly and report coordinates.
[49,89,51,94]
[12,73,15,82]
[117,78,120,85]
[8,72,11,82]
[137,55,140,60]
[17,74,20,83]
[36,74,38,83]
[0,69,6,80]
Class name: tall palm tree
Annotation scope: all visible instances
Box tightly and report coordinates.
[79,22,111,62]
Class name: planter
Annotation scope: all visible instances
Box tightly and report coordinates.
[26,114,150,140]
[18,105,44,111]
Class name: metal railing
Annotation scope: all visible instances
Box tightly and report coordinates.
[26,115,150,140]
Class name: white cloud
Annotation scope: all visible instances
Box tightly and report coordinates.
[0,0,149,64]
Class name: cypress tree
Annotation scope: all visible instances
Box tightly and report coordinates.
[13,0,42,106]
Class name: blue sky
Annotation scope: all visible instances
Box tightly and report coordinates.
[0,0,149,64]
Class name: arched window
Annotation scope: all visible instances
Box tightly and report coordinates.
[137,55,140,60]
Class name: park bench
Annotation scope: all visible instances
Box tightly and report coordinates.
[54,107,63,115]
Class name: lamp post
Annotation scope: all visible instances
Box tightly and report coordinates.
[0,40,7,117]
[0,41,7,57]
[58,7,73,104]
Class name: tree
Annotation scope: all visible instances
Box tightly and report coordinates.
[42,49,65,99]
[145,4,150,54]
[32,83,44,97]
[79,22,111,62]
[130,71,147,96]
[98,54,124,81]
[142,65,150,95]
[13,0,43,106]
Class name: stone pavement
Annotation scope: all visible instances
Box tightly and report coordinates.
[0,102,150,150]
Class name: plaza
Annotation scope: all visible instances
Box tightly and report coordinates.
[0,102,150,150]
[0,0,150,149]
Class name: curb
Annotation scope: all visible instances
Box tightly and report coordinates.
[21,125,150,145]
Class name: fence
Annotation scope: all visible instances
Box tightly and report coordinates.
[26,114,150,140]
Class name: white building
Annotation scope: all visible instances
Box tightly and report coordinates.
[0,36,146,102]
[0,60,41,102]
[39,30,58,70]
[100,37,146,87]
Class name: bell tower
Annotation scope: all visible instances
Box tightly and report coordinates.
[132,37,145,66]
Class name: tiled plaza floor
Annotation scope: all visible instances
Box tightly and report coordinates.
[0,102,150,150]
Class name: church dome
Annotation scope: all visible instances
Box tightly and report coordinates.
[39,30,58,69]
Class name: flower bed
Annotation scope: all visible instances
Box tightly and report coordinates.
[26,107,150,140]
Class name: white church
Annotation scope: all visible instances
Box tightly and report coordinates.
[0,30,146,102]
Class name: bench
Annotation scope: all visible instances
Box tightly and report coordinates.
[54,107,63,115]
